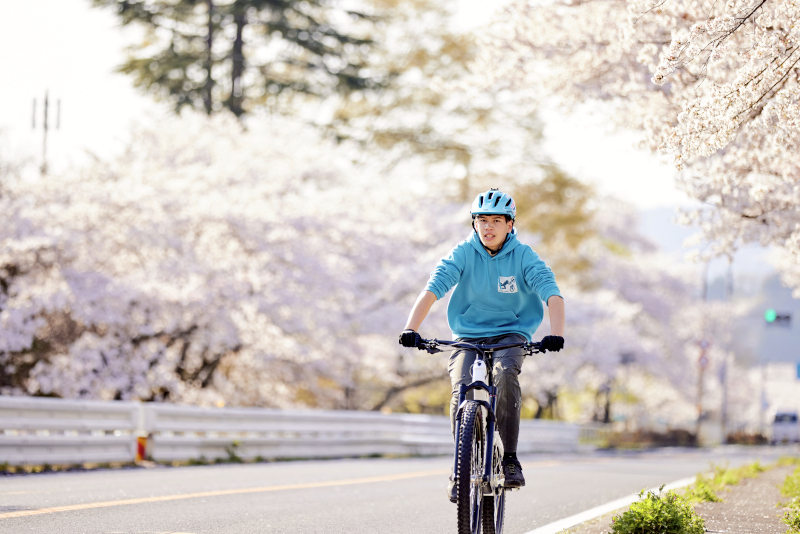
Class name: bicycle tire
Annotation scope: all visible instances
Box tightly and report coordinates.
[481,435,506,534]
[456,401,485,534]
[482,492,506,534]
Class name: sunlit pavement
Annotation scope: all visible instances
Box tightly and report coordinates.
[1,446,797,534]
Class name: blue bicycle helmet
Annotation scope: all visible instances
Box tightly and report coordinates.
[470,188,516,220]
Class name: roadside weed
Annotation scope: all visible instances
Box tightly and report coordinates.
[778,457,800,467]
[780,465,800,533]
[685,461,769,503]
[610,486,705,534]
[783,466,800,500]
[684,473,722,503]
[784,498,800,533]
[738,461,767,479]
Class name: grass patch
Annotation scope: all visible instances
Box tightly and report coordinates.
[684,461,769,503]
[684,473,723,503]
[783,466,800,499]
[782,466,800,533]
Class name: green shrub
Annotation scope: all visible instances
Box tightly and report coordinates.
[610,487,705,534]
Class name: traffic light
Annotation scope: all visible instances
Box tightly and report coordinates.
[765,309,792,325]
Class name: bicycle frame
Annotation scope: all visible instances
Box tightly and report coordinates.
[420,339,543,493]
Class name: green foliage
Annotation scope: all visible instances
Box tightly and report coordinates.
[778,456,800,467]
[684,473,722,503]
[783,467,800,534]
[224,440,243,463]
[685,462,769,503]
[739,461,767,478]
[783,498,800,533]
[91,0,381,116]
[782,466,800,500]
[329,0,546,205]
[609,487,705,534]
[515,167,595,253]
[514,167,596,281]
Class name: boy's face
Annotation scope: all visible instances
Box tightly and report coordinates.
[473,214,513,251]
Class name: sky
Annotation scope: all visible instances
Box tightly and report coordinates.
[0,0,161,171]
[0,0,774,281]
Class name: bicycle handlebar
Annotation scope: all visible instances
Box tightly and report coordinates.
[417,338,545,355]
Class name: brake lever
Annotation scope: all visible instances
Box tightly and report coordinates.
[525,343,545,355]
[417,341,442,354]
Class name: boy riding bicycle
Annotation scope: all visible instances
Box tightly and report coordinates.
[399,188,565,499]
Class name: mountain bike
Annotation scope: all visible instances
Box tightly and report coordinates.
[417,337,544,534]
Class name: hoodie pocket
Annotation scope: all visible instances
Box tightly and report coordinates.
[458,305,520,331]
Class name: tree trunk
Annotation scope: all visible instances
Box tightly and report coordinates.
[204,0,215,114]
[229,2,246,117]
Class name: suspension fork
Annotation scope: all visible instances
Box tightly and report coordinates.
[484,385,497,482]
[483,355,496,483]
[453,383,467,477]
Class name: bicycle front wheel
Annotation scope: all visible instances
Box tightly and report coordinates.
[481,432,506,534]
[456,401,485,534]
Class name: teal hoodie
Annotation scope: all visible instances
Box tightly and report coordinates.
[425,229,561,341]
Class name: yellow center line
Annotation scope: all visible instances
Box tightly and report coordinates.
[0,468,448,520]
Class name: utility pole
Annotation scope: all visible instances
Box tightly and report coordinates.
[32,91,60,175]
[720,258,732,444]
[696,339,710,442]
[695,259,710,444]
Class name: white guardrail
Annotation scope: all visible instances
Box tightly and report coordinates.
[0,396,597,466]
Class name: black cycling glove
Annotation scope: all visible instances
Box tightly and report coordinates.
[399,329,422,348]
[541,335,564,352]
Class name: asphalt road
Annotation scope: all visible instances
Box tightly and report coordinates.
[1,446,796,534]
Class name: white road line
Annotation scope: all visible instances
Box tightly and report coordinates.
[522,476,697,534]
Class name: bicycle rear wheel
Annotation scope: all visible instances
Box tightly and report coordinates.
[456,401,485,534]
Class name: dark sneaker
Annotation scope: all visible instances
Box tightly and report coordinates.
[447,474,457,503]
[503,459,525,488]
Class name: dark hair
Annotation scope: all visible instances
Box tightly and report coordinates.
[472,214,513,223]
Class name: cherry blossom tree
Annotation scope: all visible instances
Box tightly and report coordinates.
[0,115,757,430]
[514,192,755,429]
[0,113,457,407]
[475,0,800,293]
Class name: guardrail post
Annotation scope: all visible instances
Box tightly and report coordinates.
[134,402,151,464]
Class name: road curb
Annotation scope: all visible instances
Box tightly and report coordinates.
[522,476,697,534]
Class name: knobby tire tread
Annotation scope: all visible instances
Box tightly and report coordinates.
[482,492,505,534]
[456,401,483,534]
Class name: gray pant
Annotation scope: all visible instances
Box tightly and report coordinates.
[448,333,526,454]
